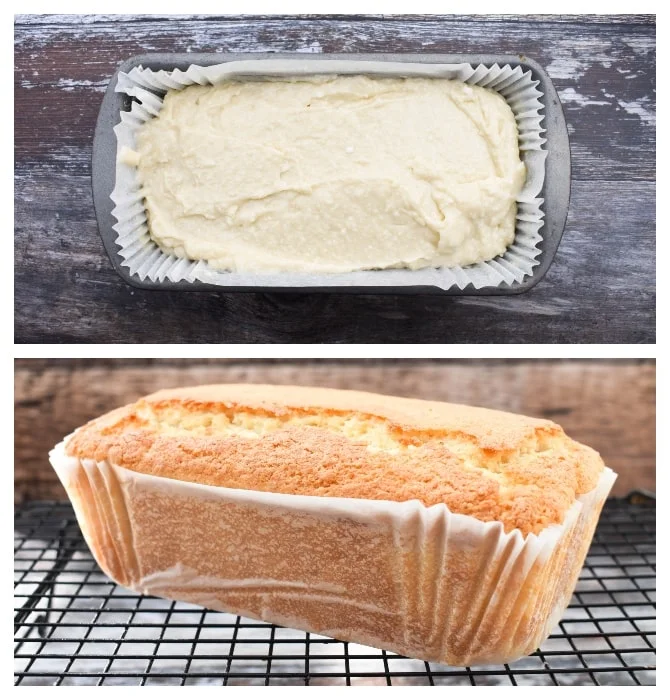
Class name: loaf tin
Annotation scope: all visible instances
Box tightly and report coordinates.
[92,53,570,295]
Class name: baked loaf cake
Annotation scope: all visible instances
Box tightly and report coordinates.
[51,385,616,665]
[122,76,526,273]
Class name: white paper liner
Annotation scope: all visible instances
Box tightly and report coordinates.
[110,60,547,290]
[50,438,615,665]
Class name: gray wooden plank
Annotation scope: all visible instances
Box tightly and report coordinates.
[15,17,655,181]
[14,175,654,344]
[14,14,656,26]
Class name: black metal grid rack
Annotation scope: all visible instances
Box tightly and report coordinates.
[15,498,656,686]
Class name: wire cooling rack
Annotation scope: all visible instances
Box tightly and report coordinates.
[15,497,656,686]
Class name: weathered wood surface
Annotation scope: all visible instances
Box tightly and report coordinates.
[15,359,655,502]
[14,15,655,343]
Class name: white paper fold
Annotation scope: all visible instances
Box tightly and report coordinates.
[110,59,547,290]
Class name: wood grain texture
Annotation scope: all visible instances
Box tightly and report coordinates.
[15,359,655,502]
[14,14,655,343]
[14,15,657,26]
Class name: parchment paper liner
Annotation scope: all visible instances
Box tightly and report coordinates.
[50,439,615,666]
[111,60,546,291]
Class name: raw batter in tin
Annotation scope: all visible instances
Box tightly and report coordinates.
[123,76,526,273]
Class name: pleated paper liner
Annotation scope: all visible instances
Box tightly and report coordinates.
[50,439,615,666]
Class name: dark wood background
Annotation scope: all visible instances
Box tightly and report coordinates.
[15,359,655,502]
[15,15,655,344]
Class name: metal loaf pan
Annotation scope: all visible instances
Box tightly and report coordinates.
[92,53,570,295]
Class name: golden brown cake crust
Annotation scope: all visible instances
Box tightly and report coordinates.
[65,384,605,535]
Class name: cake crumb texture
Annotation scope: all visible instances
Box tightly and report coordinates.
[66,384,604,535]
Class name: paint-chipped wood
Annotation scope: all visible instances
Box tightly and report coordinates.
[14,15,657,26]
[14,359,655,502]
[14,15,655,343]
